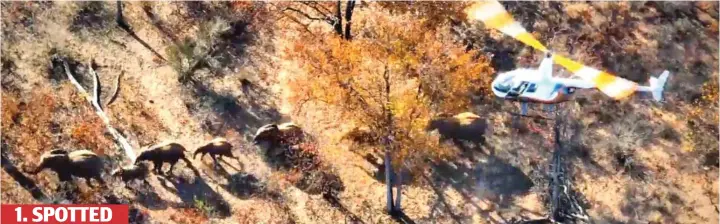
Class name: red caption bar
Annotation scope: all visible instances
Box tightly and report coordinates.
[1,204,128,224]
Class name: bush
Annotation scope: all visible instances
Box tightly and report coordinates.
[170,207,209,224]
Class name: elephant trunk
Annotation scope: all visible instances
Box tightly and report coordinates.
[24,162,44,175]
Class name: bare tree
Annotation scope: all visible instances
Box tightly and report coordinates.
[63,59,136,161]
[282,1,356,40]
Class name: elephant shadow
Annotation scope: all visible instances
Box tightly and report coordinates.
[223,172,265,200]
[431,155,534,208]
[126,182,169,210]
[156,176,232,218]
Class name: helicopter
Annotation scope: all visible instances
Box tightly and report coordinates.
[491,52,670,116]
[467,0,671,117]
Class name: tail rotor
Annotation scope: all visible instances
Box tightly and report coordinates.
[649,70,670,102]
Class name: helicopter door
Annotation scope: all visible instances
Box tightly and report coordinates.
[506,81,537,98]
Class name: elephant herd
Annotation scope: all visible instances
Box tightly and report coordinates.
[21,112,486,190]
[21,122,306,189]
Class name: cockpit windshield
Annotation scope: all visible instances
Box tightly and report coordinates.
[492,73,516,93]
[494,83,511,93]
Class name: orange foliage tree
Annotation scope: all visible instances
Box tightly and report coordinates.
[376,1,472,28]
[285,11,494,213]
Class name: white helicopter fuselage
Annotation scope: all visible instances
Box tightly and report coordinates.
[491,54,670,104]
[491,55,595,104]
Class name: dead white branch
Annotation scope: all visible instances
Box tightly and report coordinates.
[63,60,136,160]
[89,60,102,109]
[106,71,123,107]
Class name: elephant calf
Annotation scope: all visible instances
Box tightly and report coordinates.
[193,138,238,165]
[135,141,192,175]
[24,149,106,187]
[111,162,149,184]
[426,112,489,152]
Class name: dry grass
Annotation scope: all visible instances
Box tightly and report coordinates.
[69,120,113,155]
[106,78,166,147]
[234,200,295,224]
[170,207,209,224]
[2,90,55,160]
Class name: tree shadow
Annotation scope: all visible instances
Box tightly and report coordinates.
[325,195,365,224]
[129,205,151,224]
[420,172,473,224]
[141,3,179,45]
[170,0,278,141]
[185,79,281,140]
[69,1,114,34]
[469,33,519,73]
[1,57,26,93]
[183,1,215,21]
[359,152,414,186]
[115,1,167,62]
[564,119,610,177]
[0,149,49,202]
[390,210,416,224]
[618,183,690,223]
[156,175,232,218]
[161,2,258,81]
[501,1,542,34]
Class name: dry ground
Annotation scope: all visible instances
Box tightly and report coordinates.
[1,1,718,224]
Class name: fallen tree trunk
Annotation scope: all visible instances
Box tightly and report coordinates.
[549,110,588,223]
[63,60,136,160]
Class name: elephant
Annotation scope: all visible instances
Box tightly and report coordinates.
[134,141,192,175]
[193,138,238,166]
[341,126,376,146]
[253,122,305,147]
[111,162,150,184]
[24,149,106,187]
[426,112,490,153]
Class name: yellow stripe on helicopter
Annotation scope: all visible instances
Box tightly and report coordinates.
[465,0,638,100]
